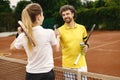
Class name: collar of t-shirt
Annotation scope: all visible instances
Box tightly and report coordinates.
[64,23,77,29]
[32,25,43,31]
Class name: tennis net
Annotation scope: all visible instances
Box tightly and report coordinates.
[0,56,120,80]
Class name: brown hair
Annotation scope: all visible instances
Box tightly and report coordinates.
[59,5,77,19]
[22,3,43,50]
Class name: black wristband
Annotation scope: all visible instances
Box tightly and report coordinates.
[86,44,89,48]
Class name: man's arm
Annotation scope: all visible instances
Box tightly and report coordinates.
[54,27,61,52]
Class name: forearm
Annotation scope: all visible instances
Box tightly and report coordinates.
[56,35,60,52]
[54,28,61,52]
[10,39,17,51]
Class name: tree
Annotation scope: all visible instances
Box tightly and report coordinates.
[0,0,12,12]
[65,0,82,10]
[14,1,31,20]
[30,0,68,28]
[94,0,106,8]
[82,1,95,9]
[31,0,82,17]
[31,0,66,18]
[0,0,15,32]
[13,1,31,30]
[104,0,120,7]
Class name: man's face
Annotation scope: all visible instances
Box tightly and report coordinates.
[61,10,74,23]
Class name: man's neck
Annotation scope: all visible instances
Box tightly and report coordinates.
[66,20,75,28]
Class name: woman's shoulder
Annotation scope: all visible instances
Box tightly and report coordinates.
[45,28,54,33]
[17,32,25,38]
[47,29,55,36]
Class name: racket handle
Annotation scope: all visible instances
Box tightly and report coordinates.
[18,20,36,47]
[74,54,81,65]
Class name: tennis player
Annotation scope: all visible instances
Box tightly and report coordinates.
[10,3,57,80]
[55,5,89,80]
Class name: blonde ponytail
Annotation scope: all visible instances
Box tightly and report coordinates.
[21,3,43,51]
[22,8,33,50]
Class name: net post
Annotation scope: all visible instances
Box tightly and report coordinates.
[77,71,82,80]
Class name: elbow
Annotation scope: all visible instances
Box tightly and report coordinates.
[52,45,60,53]
[10,46,17,52]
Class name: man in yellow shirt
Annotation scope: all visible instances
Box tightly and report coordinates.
[55,5,89,80]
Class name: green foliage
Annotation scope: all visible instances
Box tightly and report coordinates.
[82,1,95,9]
[0,0,14,32]
[96,6,120,30]
[76,6,120,30]
[0,13,16,32]
[42,18,55,29]
[0,0,12,12]
[65,0,82,10]
[94,0,106,8]
[54,0,120,30]
[104,0,120,7]
[31,0,82,18]
[14,1,31,20]
[77,8,98,30]
[31,0,64,18]
[31,0,82,28]
[0,0,120,31]
[12,1,32,30]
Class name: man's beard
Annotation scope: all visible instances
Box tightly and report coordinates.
[64,17,72,23]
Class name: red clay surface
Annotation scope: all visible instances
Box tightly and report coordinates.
[0,31,120,77]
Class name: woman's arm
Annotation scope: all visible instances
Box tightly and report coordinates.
[10,39,18,52]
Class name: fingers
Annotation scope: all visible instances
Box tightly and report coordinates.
[83,45,88,53]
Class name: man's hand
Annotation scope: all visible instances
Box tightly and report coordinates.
[54,27,60,52]
[83,44,89,53]
[54,29,60,37]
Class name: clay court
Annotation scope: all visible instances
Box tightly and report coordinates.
[0,30,120,78]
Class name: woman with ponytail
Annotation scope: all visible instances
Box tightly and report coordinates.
[10,3,57,80]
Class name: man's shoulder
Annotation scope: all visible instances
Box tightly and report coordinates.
[76,23,86,29]
[60,24,65,27]
[76,23,85,27]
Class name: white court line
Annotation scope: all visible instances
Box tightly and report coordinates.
[95,48,120,52]
[54,40,120,59]
[89,40,120,50]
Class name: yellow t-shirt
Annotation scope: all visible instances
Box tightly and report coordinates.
[59,23,87,68]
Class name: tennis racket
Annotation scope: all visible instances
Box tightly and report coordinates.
[18,20,36,47]
[74,24,96,65]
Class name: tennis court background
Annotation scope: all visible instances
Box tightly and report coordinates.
[0,31,120,77]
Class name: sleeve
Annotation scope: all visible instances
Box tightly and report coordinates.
[16,33,19,38]
[83,26,87,40]
[14,33,24,49]
[50,30,57,46]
